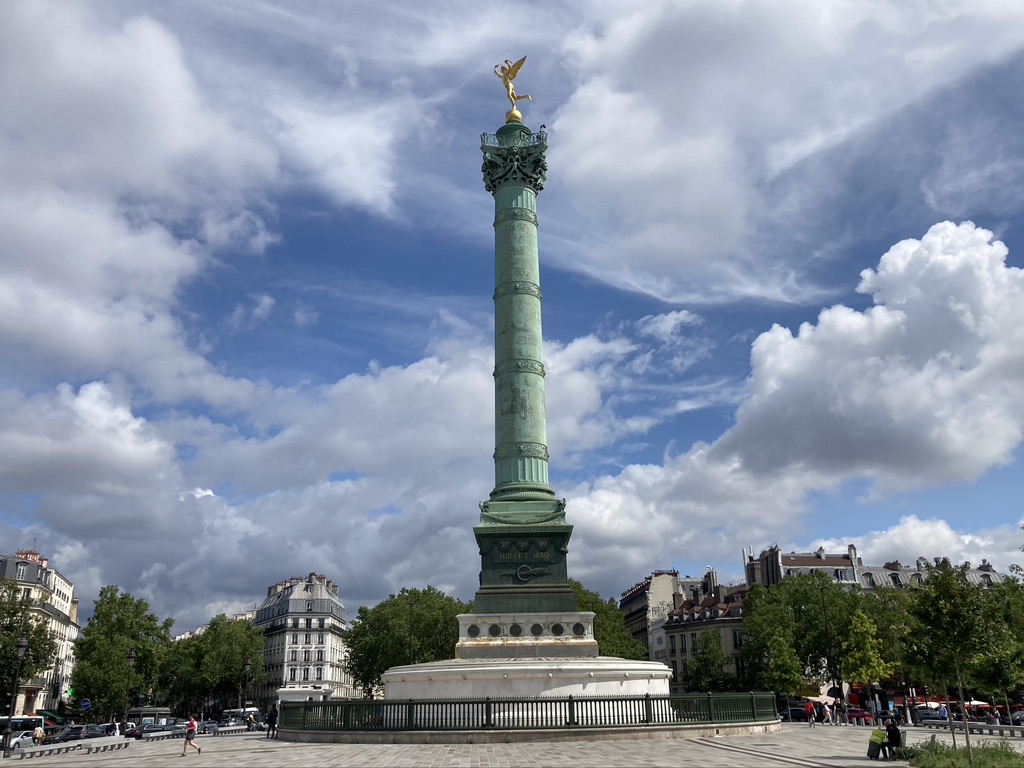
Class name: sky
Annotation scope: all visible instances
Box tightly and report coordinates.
[2,0,1024,633]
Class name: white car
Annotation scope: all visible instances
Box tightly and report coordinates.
[9,730,37,749]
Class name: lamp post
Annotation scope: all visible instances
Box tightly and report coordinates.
[244,658,252,710]
[125,648,137,721]
[3,634,29,758]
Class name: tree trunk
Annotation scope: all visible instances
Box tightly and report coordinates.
[944,684,957,750]
[954,657,973,766]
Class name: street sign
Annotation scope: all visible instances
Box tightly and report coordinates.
[81,698,91,710]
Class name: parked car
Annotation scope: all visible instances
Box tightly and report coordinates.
[780,706,808,722]
[50,725,89,743]
[918,709,948,723]
[85,725,111,738]
[846,708,872,724]
[198,720,218,734]
[1011,711,1024,726]
[7,730,37,749]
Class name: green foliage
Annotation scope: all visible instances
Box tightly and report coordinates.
[0,579,59,704]
[158,615,266,714]
[569,579,647,660]
[69,585,174,720]
[343,586,471,694]
[763,632,804,696]
[843,608,894,686]
[688,631,728,691]
[967,580,1024,701]
[860,585,912,671]
[904,739,1024,767]
[739,583,797,689]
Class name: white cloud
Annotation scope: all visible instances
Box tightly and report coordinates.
[712,222,1024,492]
[811,515,1024,575]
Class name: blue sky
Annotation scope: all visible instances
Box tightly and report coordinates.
[2,1,1024,632]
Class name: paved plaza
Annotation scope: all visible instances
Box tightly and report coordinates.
[9,725,1024,768]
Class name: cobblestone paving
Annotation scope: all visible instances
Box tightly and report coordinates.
[14,723,1024,767]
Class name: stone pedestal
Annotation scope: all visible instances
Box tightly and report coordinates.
[455,611,598,659]
[382,656,672,700]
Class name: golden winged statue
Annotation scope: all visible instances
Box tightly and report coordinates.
[494,56,531,110]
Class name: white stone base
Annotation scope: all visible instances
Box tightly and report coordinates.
[382,656,672,700]
[456,612,598,659]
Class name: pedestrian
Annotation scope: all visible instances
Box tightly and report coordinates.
[180,714,201,757]
[266,704,278,739]
[838,700,849,725]
[882,718,902,760]
[822,701,833,725]
[32,725,45,746]
[804,700,816,727]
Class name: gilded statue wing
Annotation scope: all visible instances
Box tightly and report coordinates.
[508,55,527,81]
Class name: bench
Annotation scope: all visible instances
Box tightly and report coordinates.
[921,721,1024,738]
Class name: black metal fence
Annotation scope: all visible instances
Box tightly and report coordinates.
[281,692,777,733]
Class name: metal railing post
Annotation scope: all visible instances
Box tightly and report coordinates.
[644,693,653,724]
[567,695,576,727]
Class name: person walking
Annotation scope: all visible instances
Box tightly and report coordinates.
[266,705,278,739]
[180,715,201,757]
[804,700,816,727]
[822,701,833,725]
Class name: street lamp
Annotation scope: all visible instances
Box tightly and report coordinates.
[818,585,840,713]
[244,658,252,710]
[3,634,29,758]
[125,648,137,721]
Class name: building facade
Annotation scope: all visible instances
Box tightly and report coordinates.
[619,570,703,659]
[744,544,1009,593]
[252,572,356,705]
[660,569,745,693]
[0,549,79,716]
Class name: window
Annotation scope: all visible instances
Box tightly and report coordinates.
[732,629,743,650]
[302,667,310,681]
[306,601,313,612]
[305,633,311,644]
[303,650,311,662]
[316,667,323,681]
[289,650,297,661]
[669,635,676,653]
[671,661,678,681]
[318,618,325,629]
[16,563,27,580]
[690,633,697,654]
[292,618,299,628]
[291,633,298,644]
[316,650,324,662]
[289,668,296,681]
[304,584,313,592]
[305,618,312,629]
[889,573,901,587]
[318,633,325,644]
[862,573,875,589]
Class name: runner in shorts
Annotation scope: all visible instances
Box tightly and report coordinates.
[180,714,201,757]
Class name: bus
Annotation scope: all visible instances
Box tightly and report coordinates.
[3,714,45,732]
[220,707,261,726]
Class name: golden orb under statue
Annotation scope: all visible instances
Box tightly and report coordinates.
[505,108,523,124]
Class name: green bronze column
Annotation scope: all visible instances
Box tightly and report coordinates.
[469,76,577,617]
[484,122,555,505]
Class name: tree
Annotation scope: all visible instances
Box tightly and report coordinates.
[569,579,647,660]
[344,586,471,694]
[689,631,728,691]
[763,632,805,710]
[905,560,988,765]
[0,579,59,713]
[70,586,174,721]
[968,579,1024,716]
[842,609,894,689]
[739,583,797,690]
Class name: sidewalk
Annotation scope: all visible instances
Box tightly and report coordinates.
[22,723,1020,767]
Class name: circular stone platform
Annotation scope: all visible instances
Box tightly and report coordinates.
[382,656,672,699]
